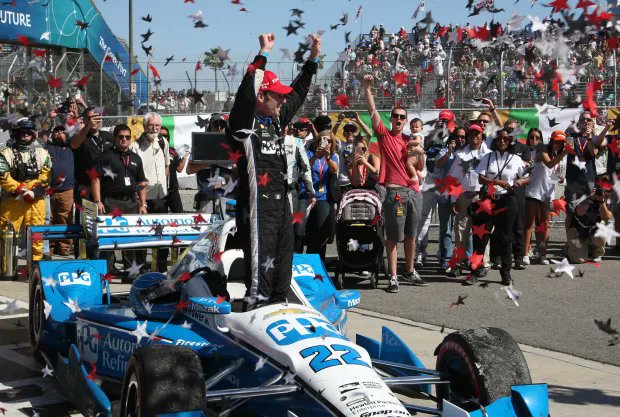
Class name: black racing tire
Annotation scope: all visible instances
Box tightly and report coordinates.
[28,265,45,362]
[120,345,205,417]
[435,327,531,410]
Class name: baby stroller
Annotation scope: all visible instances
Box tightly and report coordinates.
[334,189,388,289]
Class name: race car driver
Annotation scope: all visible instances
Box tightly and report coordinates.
[0,118,51,261]
[228,32,321,307]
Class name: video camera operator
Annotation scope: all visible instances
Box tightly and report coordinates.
[566,186,613,264]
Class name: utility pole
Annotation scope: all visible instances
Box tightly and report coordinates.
[128,0,134,115]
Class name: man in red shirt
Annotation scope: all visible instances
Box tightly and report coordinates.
[364,75,426,292]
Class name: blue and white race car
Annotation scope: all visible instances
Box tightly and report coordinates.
[28,216,549,417]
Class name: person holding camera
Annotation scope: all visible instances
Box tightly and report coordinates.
[465,129,528,286]
[71,107,114,209]
[565,187,613,264]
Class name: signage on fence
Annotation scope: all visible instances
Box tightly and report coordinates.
[0,0,147,104]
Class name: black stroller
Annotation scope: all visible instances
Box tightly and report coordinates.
[333,189,388,289]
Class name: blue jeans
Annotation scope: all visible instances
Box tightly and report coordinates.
[416,189,453,262]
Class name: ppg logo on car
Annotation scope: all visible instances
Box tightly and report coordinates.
[57,271,92,287]
[292,264,316,279]
[103,217,129,233]
[266,316,346,346]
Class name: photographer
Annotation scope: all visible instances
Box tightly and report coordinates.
[566,187,613,264]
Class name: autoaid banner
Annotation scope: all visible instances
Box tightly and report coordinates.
[0,0,147,104]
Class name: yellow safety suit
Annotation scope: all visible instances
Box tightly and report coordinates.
[0,145,51,261]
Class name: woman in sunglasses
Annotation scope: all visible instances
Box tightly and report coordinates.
[466,129,528,286]
[348,137,379,190]
[524,130,570,265]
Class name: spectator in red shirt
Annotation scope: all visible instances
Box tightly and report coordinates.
[364,75,426,293]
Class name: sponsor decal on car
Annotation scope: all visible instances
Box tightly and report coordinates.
[175,338,210,348]
[262,307,320,320]
[291,263,316,279]
[266,316,346,346]
[57,270,92,287]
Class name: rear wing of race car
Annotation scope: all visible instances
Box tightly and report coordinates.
[27,200,222,268]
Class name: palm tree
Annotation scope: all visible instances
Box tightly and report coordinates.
[202,47,230,94]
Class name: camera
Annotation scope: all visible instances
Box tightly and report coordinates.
[594,187,605,197]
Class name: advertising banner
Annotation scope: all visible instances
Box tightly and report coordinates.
[0,0,147,103]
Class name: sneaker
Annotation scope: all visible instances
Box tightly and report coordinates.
[358,270,372,277]
[462,274,478,286]
[539,257,549,265]
[387,276,399,293]
[522,255,530,265]
[491,257,501,270]
[477,268,488,278]
[439,261,451,274]
[401,270,429,286]
[514,260,525,270]
[414,253,426,268]
[592,256,602,262]
[447,266,461,278]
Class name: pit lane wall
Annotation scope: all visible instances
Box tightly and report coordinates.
[0,0,147,104]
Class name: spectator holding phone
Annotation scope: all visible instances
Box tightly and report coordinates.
[333,111,373,194]
[295,128,339,261]
[71,107,113,209]
[348,137,379,190]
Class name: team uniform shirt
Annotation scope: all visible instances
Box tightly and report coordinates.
[373,121,413,189]
[448,143,491,194]
[130,135,170,200]
[95,147,147,197]
[475,150,525,196]
[525,144,566,202]
[72,130,113,188]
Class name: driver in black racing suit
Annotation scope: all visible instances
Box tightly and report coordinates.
[228,32,321,307]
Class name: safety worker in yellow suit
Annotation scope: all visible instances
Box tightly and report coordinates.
[0,119,51,261]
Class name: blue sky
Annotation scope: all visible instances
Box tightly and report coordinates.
[95,0,553,91]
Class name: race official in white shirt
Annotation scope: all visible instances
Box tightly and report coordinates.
[467,129,527,286]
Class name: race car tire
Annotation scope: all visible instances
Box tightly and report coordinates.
[120,345,205,417]
[435,327,531,410]
[28,265,45,362]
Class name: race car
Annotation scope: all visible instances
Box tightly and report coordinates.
[28,214,549,417]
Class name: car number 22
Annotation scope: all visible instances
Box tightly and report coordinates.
[299,344,370,373]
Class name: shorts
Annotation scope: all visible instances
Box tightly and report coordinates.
[383,186,422,243]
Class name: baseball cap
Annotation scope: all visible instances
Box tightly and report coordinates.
[52,125,66,132]
[551,130,567,141]
[468,124,483,134]
[259,70,293,95]
[439,110,455,121]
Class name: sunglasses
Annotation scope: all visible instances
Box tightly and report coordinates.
[116,135,131,140]
[456,135,466,139]
[391,113,407,120]
[356,147,367,152]
[478,119,490,124]
[344,128,357,133]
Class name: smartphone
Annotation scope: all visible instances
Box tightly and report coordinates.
[320,136,329,149]
[344,111,357,119]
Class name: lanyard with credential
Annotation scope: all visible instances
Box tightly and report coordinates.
[493,151,513,180]
[121,155,131,186]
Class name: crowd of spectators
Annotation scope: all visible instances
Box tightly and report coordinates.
[328,20,618,110]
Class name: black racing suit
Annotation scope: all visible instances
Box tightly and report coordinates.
[228,54,317,304]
